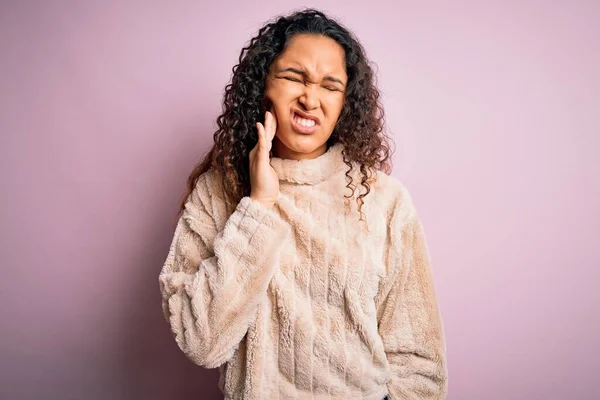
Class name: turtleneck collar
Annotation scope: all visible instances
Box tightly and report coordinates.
[270,143,346,185]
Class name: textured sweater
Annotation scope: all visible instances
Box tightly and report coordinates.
[159,143,448,399]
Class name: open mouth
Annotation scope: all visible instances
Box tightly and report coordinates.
[291,110,319,134]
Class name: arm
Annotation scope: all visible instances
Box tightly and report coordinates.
[377,207,448,399]
[158,179,288,368]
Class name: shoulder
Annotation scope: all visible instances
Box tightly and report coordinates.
[184,169,229,223]
[192,169,226,202]
[370,170,419,225]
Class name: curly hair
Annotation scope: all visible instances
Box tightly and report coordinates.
[179,8,393,217]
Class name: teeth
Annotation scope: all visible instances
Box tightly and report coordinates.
[294,115,316,127]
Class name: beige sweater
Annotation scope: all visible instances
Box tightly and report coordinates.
[159,143,447,399]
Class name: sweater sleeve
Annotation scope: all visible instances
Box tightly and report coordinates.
[377,204,448,399]
[158,183,288,369]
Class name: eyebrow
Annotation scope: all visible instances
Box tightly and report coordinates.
[275,67,346,87]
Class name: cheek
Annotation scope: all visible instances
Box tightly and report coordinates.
[265,88,286,118]
[323,96,345,123]
[266,84,298,108]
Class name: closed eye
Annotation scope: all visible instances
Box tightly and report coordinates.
[278,75,342,92]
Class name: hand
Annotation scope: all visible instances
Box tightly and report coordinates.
[249,111,279,209]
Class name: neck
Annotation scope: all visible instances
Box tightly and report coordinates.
[269,142,345,185]
[273,137,328,160]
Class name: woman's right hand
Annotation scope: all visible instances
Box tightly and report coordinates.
[249,111,279,209]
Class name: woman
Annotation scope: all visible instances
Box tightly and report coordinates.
[159,9,447,400]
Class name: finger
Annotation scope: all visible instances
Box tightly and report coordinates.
[255,122,268,158]
[249,144,256,162]
[262,114,274,153]
[263,111,270,142]
[265,111,277,142]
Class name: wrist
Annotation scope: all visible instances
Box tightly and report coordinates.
[250,195,275,209]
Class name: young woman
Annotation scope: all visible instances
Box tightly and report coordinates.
[159,9,447,400]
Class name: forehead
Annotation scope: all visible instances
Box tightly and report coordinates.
[272,34,347,76]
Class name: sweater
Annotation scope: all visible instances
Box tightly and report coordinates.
[158,143,448,399]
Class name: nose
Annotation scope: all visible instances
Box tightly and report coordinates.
[298,83,320,111]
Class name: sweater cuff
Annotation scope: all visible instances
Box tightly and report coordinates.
[236,196,283,229]
[212,196,288,275]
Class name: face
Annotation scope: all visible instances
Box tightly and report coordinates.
[265,34,347,160]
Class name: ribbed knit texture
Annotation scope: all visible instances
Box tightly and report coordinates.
[159,143,448,399]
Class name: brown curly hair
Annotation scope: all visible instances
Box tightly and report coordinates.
[179,8,393,217]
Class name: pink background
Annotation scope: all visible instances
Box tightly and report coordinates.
[1,1,599,399]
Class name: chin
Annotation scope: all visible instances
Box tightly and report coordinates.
[277,133,327,155]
